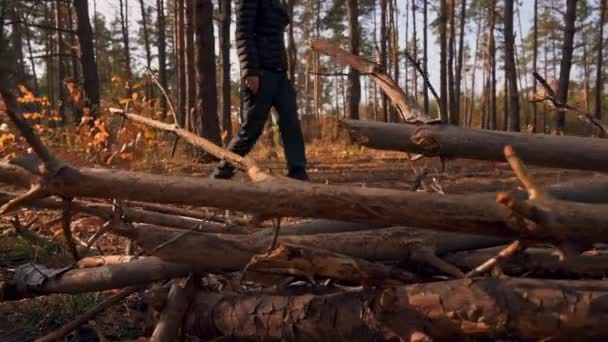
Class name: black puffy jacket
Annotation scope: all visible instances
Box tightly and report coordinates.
[236,0,290,78]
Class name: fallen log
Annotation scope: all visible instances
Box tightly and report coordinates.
[0,190,245,233]
[151,277,196,342]
[185,278,608,341]
[0,257,193,301]
[444,246,608,278]
[343,119,608,172]
[110,222,506,274]
[244,243,418,285]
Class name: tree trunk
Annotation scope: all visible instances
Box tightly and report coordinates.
[54,0,66,123]
[219,0,232,142]
[9,8,26,86]
[411,0,418,100]
[504,0,519,131]
[489,1,497,130]
[344,119,608,173]
[555,0,578,133]
[185,0,196,119]
[595,0,606,120]
[448,0,457,125]
[185,278,608,341]
[118,0,132,83]
[439,0,448,122]
[454,0,466,126]
[422,0,429,114]
[157,0,169,117]
[139,0,153,100]
[73,0,101,116]
[176,0,186,126]
[190,0,221,146]
[380,0,389,122]
[532,0,538,132]
[346,0,361,120]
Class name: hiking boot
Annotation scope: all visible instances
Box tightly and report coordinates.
[210,162,236,180]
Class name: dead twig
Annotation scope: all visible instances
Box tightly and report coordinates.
[62,198,80,261]
[145,67,179,127]
[35,286,142,342]
[531,72,607,137]
[465,240,524,277]
[0,184,47,215]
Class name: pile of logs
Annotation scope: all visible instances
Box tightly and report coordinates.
[2,42,608,341]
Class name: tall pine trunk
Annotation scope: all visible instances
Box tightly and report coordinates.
[73,0,101,118]
[504,0,520,131]
[118,0,132,84]
[555,0,578,133]
[488,1,497,130]
[439,0,448,122]
[380,0,389,122]
[595,0,606,120]
[190,0,221,146]
[54,0,66,123]
[346,0,361,120]
[454,0,466,126]
[422,0,429,114]
[219,0,232,141]
[139,0,153,100]
[157,0,169,117]
[185,0,196,118]
[532,0,538,132]
[448,0,457,124]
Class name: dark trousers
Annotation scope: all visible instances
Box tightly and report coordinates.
[216,70,307,179]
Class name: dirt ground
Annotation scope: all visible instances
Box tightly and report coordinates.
[0,141,599,341]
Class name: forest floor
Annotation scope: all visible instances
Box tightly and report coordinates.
[0,139,597,341]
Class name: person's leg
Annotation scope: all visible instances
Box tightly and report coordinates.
[212,72,276,179]
[273,73,308,180]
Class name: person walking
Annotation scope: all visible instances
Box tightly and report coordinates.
[211,0,308,181]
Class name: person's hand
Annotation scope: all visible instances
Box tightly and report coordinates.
[245,76,260,94]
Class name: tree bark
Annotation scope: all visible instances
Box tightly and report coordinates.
[73,0,101,115]
[109,222,506,273]
[1,257,193,301]
[151,277,196,342]
[139,0,153,99]
[454,0,466,126]
[175,0,186,126]
[219,0,232,141]
[344,119,608,172]
[504,0,520,131]
[185,278,608,340]
[185,0,196,119]
[54,0,66,123]
[555,0,578,133]
[118,0,132,83]
[439,0,448,122]
[488,1,497,130]
[422,0,429,114]
[190,0,221,146]
[380,0,389,122]
[444,246,608,278]
[157,0,169,117]
[595,0,606,120]
[346,0,361,120]
[532,0,538,132]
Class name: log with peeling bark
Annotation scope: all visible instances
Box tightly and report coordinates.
[444,246,608,278]
[245,243,418,285]
[184,278,608,340]
[343,119,608,172]
[109,222,505,274]
[0,257,193,301]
